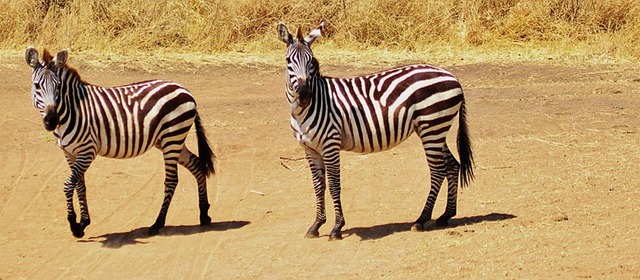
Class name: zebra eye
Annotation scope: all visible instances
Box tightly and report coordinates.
[33,83,41,90]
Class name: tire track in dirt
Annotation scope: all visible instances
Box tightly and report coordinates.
[20,158,66,216]
[195,131,255,278]
[56,247,107,279]
[10,147,91,280]
[54,159,165,278]
[0,147,13,215]
[27,158,164,278]
[198,171,236,276]
[0,148,28,221]
[92,158,164,236]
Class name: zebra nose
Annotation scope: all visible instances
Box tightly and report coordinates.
[297,77,307,89]
[43,108,59,131]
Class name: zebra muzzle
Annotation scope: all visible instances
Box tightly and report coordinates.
[43,107,59,131]
[296,82,312,106]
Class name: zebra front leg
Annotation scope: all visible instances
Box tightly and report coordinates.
[324,146,345,240]
[305,149,327,238]
[64,176,92,238]
[178,147,211,226]
[63,181,83,238]
[436,146,460,226]
[75,176,92,235]
[149,158,179,236]
[64,153,94,238]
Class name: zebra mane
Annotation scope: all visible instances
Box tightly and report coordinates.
[42,49,54,65]
[296,27,304,42]
[60,64,87,85]
[309,55,324,79]
[39,49,87,84]
[42,49,53,67]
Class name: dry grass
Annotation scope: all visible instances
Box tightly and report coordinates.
[1,0,639,66]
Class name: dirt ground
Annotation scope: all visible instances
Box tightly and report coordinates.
[0,57,639,279]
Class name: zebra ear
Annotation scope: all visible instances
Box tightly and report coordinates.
[26,47,39,68]
[54,50,68,68]
[304,22,324,46]
[277,23,294,45]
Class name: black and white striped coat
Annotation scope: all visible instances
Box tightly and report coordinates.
[278,23,474,240]
[26,48,215,237]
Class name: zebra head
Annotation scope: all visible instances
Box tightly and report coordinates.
[25,47,67,131]
[277,22,323,107]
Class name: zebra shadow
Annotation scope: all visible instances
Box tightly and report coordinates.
[78,220,251,249]
[342,212,517,241]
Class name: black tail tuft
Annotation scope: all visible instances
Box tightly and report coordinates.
[458,99,474,188]
[194,113,215,177]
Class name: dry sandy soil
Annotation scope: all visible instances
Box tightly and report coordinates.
[0,57,639,279]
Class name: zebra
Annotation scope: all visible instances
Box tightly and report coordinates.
[25,47,215,237]
[277,22,474,240]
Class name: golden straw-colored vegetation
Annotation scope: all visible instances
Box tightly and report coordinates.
[1,0,639,65]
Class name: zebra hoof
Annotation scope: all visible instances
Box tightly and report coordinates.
[435,218,450,227]
[200,215,212,226]
[71,229,85,238]
[410,223,424,232]
[328,232,342,241]
[70,223,85,238]
[148,227,160,236]
[305,230,320,239]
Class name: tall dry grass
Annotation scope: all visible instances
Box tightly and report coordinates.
[0,0,638,64]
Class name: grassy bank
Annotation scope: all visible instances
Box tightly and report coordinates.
[1,0,639,65]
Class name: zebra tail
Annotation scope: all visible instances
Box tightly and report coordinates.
[194,112,215,177]
[457,99,475,188]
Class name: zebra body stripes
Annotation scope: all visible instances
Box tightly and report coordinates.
[278,23,474,240]
[26,48,215,237]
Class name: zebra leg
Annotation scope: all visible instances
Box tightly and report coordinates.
[324,146,345,240]
[64,152,94,238]
[75,174,92,236]
[178,146,211,226]
[149,152,180,236]
[63,175,81,238]
[304,149,327,238]
[62,153,79,237]
[436,145,460,226]
[411,147,447,232]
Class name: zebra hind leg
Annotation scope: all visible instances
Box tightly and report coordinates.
[411,147,447,232]
[178,146,211,226]
[435,145,459,226]
[149,151,180,236]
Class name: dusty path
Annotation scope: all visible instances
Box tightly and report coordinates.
[0,60,639,278]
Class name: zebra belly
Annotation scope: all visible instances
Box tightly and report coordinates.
[97,129,156,158]
[340,129,413,153]
[337,106,416,154]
